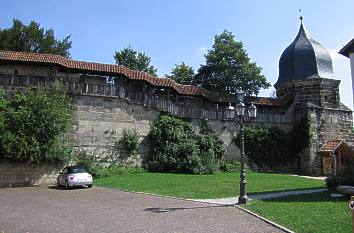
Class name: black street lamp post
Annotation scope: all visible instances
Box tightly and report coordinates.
[225,90,257,205]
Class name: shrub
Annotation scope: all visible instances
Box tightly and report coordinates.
[1,131,41,163]
[145,112,225,174]
[175,139,202,173]
[220,161,241,173]
[121,128,139,155]
[0,91,8,140]
[196,132,224,173]
[325,176,340,191]
[200,149,219,174]
[73,149,146,178]
[197,131,225,161]
[45,137,74,164]
[325,166,354,190]
[145,114,196,173]
[91,164,145,178]
[74,150,100,170]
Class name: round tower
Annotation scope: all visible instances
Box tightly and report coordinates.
[275,18,340,108]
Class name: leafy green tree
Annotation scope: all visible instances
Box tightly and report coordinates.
[113,46,158,76]
[194,30,270,95]
[169,62,195,85]
[0,18,72,58]
[0,87,74,163]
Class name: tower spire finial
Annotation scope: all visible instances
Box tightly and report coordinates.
[299,9,303,24]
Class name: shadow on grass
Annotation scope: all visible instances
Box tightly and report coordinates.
[252,190,350,203]
[247,187,325,196]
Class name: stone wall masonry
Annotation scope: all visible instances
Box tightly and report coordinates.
[72,93,294,164]
[72,94,241,163]
[0,160,63,187]
[72,94,158,164]
[276,78,341,108]
[0,62,297,174]
[302,107,354,175]
[4,63,346,177]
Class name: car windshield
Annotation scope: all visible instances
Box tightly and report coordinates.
[67,167,88,174]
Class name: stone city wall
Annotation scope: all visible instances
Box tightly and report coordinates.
[0,63,294,165]
[72,94,240,163]
[0,160,63,187]
[71,93,295,164]
[302,107,354,175]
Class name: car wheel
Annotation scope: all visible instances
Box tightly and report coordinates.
[87,184,93,188]
[65,180,70,190]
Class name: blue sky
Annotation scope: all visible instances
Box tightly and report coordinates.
[2,0,354,108]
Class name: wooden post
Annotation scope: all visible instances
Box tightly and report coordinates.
[338,147,342,171]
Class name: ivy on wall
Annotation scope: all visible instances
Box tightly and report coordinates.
[234,117,310,170]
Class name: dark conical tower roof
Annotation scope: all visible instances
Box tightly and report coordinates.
[275,18,334,87]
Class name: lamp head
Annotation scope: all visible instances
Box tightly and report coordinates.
[248,102,257,119]
[225,103,235,119]
[235,90,245,103]
[235,101,246,116]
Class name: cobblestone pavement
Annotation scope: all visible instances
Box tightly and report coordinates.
[0,186,286,233]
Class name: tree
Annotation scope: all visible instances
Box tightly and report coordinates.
[0,87,74,163]
[169,62,195,85]
[194,30,270,96]
[0,18,72,58]
[113,46,157,76]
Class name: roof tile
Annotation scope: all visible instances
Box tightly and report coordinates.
[0,50,290,106]
[320,139,343,152]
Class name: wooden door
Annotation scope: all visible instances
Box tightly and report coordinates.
[323,156,332,175]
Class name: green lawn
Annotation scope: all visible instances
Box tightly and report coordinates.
[95,172,349,232]
[245,191,351,233]
[95,172,324,199]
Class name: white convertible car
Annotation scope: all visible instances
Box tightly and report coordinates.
[57,166,93,189]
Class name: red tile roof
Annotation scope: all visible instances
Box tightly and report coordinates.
[246,95,293,107]
[0,50,290,106]
[320,139,354,159]
[321,139,343,152]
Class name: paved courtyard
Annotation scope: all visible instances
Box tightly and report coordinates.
[0,186,286,233]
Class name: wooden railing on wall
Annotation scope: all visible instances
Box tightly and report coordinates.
[0,74,294,123]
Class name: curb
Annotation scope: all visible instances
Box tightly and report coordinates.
[94,186,226,206]
[235,205,294,233]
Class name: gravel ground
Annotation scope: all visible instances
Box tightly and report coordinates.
[0,186,285,233]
